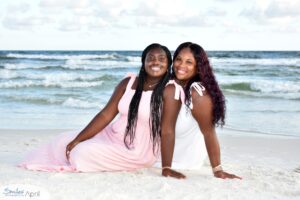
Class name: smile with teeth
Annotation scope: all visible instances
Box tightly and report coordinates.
[176,69,186,75]
[151,66,161,72]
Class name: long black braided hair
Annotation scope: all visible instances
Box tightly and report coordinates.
[124,43,172,152]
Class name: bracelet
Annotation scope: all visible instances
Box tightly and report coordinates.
[212,164,223,173]
[162,166,171,170]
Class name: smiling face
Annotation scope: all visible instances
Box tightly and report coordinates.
[173,47,197,82]
[144,48,168,78]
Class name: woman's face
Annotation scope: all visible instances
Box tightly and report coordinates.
[144,48,168,78]
[173,47,197,81]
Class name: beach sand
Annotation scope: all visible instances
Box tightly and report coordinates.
[0,129,300,200]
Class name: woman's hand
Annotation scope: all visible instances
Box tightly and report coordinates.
[213,170,242,179]
[66,140,80,160]
[162,168,186,179]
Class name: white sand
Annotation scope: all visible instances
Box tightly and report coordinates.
[0,129,300,200]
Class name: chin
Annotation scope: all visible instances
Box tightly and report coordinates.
[175,75,186,80]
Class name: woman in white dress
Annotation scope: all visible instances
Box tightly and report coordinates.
[154,80,207,170]
[159,42,241,179]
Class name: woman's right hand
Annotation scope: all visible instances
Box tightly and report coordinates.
[66,140,80,160]
[162,168,186,179]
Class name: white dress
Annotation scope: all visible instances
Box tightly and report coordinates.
[155,81,208,170]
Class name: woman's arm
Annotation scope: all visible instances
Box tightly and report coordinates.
[191,89,242,179]
[66,77,131,159]
[160,84,186,179]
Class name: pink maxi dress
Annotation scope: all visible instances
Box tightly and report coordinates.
[19,74,158,172]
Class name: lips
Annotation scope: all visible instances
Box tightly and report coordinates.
[151,66,161,72]
[176,69,187,75]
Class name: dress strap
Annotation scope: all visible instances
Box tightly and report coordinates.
[124,72,137,90]
[189,82,205,109]
[166,80,185,103]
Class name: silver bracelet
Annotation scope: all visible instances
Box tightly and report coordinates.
[212,164,223,173]
[162,166,171,170]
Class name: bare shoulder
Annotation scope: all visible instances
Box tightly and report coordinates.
[163,84,176,98]
[116,77,131,90]
[120,76,131,85]
[191,87,213,112]
[190,87,214,129]
[110,77,132,97]
[191,87,211,103]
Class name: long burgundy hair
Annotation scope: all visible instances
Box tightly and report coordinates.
[173,42,225,126]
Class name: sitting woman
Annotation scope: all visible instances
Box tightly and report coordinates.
[19,43,172,172]
[158,42,241,179]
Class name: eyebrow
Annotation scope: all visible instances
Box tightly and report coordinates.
[148,53,166,56]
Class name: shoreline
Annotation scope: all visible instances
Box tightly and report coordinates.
[1,129,300,199]
[2,127,299,139]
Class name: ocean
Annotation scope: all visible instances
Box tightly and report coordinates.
[0,50,299,137]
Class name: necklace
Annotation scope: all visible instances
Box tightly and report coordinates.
[146,81,159,88]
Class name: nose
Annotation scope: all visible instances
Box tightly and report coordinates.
[176,60,184,68]
[153,57,160,65]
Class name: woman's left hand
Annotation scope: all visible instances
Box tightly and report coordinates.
[214,170,242,179]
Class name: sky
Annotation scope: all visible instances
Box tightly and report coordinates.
[0,0,299,50]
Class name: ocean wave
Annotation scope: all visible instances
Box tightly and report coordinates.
[0,69,119,85]
[63,59,140,70]
[24,72,99,82]
[125,56,141,62]
[0,70,93,81]
[3,63,64,70]
[62,98,101,109]
[222,82,257,92]
[4,52,141,62]
[2,95,60,105]
[0,80,104,88]
[251,80,300,93]
[1,95,102,109]
[5,53,113,60]
[2,60,140,70]
[209,51,300,59]
[221,80,300,99]
[209,52,261,59]
[0,69,19,79]
[211,58,300,67]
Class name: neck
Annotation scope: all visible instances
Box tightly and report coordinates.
[174,78,188,88]
[146,76,161,85]
[143,76,162,90]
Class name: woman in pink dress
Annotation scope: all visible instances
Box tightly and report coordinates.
[19,43,172,172]
[159,42,241,179]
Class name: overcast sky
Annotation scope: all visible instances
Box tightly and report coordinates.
[0,0,299,50]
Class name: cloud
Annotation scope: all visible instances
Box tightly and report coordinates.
[6,2,31,13]
[206,7,227,17]
[39,0,131,18]
[132,0,211,28]
[38,0,132,31]
[241,0,300,21]
[58,16,110,31]
[1,0,227,32]
[239,0,300,33]
[2,15,52,30]
[213,0,239,2]
[264,0,300,18]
